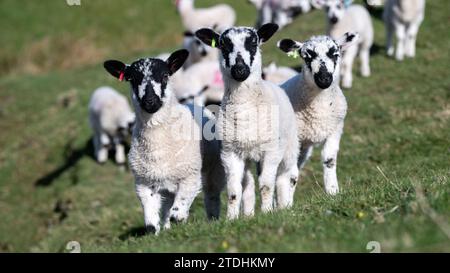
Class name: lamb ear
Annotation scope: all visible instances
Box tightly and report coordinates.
[195,28,220,48]
[335,32,359,51]
[104,60,128,80]
[277,39,303,54]
[166,49,189,75]
[257,23,279,43]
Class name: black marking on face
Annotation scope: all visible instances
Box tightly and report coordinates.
[304,49,317,71]
[244,32,258,65]
[172,207,179,211]
[219,35,234,67]
[230,194,237,201]
[324,158,335,168]
[326,46,339,68]
[128,58,170,114]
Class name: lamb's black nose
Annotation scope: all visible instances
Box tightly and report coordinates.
[330,17,338,24]
[231,64,250,82]
[314,66,333,89]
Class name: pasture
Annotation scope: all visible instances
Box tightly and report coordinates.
[0,0,448,252]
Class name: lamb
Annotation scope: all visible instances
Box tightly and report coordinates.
[103,50,224,234]
[312,0,373,89]
[262,62,298,85]
[251,0,312,29]
[88,86,135,165]
[171,60,224,106]
[277,32,359,195]
[175,0,236,33]
[196,23,299,220]
[183,31,219,69]
[383,0,425,61]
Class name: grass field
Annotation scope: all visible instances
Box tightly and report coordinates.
[0,0,448,253]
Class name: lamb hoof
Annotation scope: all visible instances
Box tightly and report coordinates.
[169,216,183,224]
[169,209,187,224]
[145,225,158,235]
[387,48,394,57]
[325,187,339,196]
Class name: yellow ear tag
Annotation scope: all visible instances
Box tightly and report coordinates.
[211,39,216,48]
[287,51,300,59]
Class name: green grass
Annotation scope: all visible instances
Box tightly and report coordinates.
[0,0,448,253]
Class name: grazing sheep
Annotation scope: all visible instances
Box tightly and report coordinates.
[262,62,298,84]
[313,0,373,89]
[183,31,219,69]
[104,50,224,234]
[172,60,224,106]
[251,0,312,29]
[196,23,299,220]
[383,0,425,61]
[277,32,359,195]
[88,86,135,165]
[175,0,236,32]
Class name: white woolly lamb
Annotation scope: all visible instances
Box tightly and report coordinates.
[171,60,224,106]
[182,31,219,69]
[313,0,374,89]
[175,0,236,32]
[252,0,312,29]
[262,62,298,85]
[88,86,135,165]
[104,50,224,234]
[196,24,299,220]
[277,32,358,195]
[383,0,425,61]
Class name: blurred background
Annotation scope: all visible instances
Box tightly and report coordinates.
[0,0,448,252]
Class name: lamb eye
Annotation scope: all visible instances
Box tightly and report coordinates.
[327,47,338,59]
[306,49,317,59]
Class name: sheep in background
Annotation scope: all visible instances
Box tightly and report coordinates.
[196,24,299,220]
[384,0,425,61]
[262,62,298,84]
[182,31,219,69]
[250,0,312,29]
[175,0,236,32]
[104,50,224,234]
[312,0,373,89]
[172,60,224,106]
[277,32,359,195]
[88,86,135,165]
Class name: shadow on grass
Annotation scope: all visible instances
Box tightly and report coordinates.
[35,137,131,187]
[119,226,149,240]
[34,138,96,187]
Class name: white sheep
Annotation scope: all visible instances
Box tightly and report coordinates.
[171,60,224,106]
[104,50,224,234]
[312,0,373,89]
[175,0,236,32]
[196,24,299,220]
[88,86,135,165]
[383,0,425,61]
[183,31,219,69]
[262,62,298,85]
[277,32,359,195]
[252,0,312,29]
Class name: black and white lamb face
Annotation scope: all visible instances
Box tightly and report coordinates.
[312,0,349,24]
[195,23,279,82]
[104,50,189,114]
[278,32,359,89]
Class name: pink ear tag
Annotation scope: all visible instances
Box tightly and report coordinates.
[119,72,125,82]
